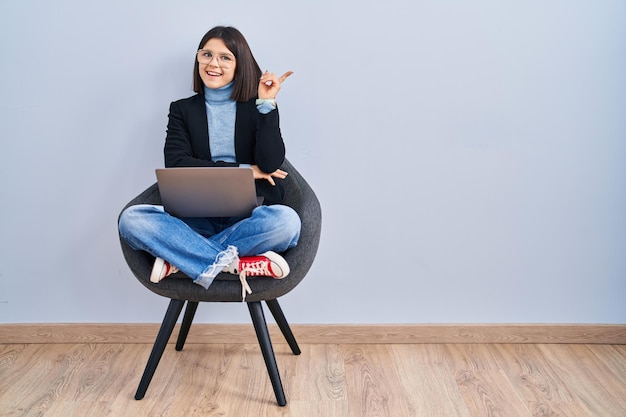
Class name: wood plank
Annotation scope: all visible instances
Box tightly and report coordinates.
[1,344,89,416]
[341,345,412,417]
[0,343,27,371]
[444,344,534,417]
[389,344,473,417]
[2,323,625,345]
[588,344,626,386]
[287,344,347,402]
[537,344,626,417]
[491,344,594,416]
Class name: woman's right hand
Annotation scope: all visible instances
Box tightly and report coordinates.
[258,71,293,100]
[251,165,288,186]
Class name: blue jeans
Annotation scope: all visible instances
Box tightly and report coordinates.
[118,204,301,288]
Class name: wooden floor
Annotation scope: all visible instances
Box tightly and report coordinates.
[1,342,625,417]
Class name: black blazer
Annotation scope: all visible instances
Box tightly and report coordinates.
[164,94,286,205]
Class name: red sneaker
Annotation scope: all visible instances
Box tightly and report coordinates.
[224,251,290,279]
[223,251,290,301]
[150,257,179,283]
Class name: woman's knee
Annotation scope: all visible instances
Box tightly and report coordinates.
[118,204,163,236]
[270,205,301,241]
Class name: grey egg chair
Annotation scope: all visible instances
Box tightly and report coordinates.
[118,159,321,406]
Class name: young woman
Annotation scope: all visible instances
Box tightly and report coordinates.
[118,26,301,300]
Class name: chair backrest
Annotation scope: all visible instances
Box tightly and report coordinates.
[119,159,322,302]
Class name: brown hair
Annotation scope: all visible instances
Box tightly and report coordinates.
[193,26,262,102]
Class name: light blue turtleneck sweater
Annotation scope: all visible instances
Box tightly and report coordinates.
[204,83,237,163]
[204,82,276,164]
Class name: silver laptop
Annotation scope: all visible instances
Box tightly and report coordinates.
[155,167,260,217]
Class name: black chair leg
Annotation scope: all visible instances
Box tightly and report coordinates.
[248,301,287,406]
[135,298,185,400]
[265,299,301,355]
[176,301,199,351]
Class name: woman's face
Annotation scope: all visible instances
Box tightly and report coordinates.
[198,38,236,89]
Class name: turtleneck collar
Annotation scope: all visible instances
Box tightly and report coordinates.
[204,81,235,105]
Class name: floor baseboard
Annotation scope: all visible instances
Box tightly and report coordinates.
[2,323,625,344]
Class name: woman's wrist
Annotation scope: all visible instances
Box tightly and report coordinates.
[256,98,276,114]
[255,98,276,106]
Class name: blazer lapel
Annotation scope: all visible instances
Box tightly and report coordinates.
[186,94,211,160]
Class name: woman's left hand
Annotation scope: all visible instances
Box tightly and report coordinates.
[251,165,288,186]
[258,70,293,100]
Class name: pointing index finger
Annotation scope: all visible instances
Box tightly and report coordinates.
[278,71,294,83]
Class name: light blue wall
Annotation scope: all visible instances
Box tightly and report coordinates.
[1,0,624,324]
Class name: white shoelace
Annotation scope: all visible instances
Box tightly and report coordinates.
[239,270,253,301]
[238,260,273,301]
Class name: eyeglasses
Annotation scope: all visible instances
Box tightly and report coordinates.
[197,49,236,68]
